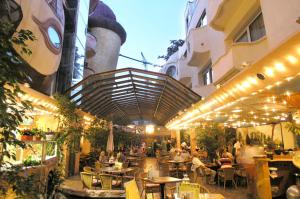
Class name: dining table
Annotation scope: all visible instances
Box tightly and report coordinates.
[143,176,182,199]
[167,160,190,177]
[100,167,135,186]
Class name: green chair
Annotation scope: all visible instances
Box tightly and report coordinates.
[80,172,96,189]
[99,174,113,190]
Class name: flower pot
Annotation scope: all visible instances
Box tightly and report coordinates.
[274,149,282,155]
[46,134,54,140]
[21,135,33,141]
[33,136,41,141]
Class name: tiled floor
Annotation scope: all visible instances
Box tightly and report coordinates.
[61,157,248,199]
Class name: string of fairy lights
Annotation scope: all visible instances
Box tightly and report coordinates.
[166,44,300,130]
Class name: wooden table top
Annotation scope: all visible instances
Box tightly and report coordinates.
[145,176,182,184]
[199,193,225,199]
[58,187,125,198]
[101,167,134,174]
[168,160,190,164]
[175,193,225,199]
[126,157,138,161]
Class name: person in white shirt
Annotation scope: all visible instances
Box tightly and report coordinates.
[180,149,191,161]
[191,153,216,184]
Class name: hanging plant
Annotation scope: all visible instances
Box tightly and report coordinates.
[53,94,84,176]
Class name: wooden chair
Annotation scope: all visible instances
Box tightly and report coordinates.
[80,172,97,189]
[235,166,248,187]
[98,173,113,190]
[124,179,141,199]
[124,167,140,182]
[194,167,205,183]
[199,184,210,193]
[218,167,237,189]
[139,172,160,198]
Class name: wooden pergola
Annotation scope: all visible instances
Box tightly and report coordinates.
[66,68,201,125]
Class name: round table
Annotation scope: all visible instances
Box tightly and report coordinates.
[144,176,182,199]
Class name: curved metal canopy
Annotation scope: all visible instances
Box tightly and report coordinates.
[66,68,201,125]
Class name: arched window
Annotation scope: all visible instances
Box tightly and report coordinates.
[166,65,176,78]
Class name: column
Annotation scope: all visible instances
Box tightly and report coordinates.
[190,128,196,154]
[176,129,181,149]
[254,157,272,199]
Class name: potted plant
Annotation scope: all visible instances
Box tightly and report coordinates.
[23,155,41,167]
[20,129,35,141]
[31,128,45,141]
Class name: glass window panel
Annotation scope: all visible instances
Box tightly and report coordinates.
[236,31,248,43]
[249,13,266,41]
[73,38,85,83]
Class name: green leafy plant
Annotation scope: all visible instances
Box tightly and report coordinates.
[0,21,42,197]
[196,124,225,161]
[23,156,41,167]
[158,39,184,60]
[286,122,300,147]
[54,94,84,176]
[46,168,64,197]
[19,128,45,138]
[85,118,109,151]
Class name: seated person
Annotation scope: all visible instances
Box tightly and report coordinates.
[108,152,115,163]
[99,151,107,163]
[169,147,177,159]
[218,149,233,168]
[173,150,182,161]
[191,153,216,185]
[180,149,191,161]
[116,151,126,163]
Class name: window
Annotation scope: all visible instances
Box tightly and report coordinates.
[196,10,207,28]
[203,66,213,85]
[235,12,266,43]
[166,66,176,78]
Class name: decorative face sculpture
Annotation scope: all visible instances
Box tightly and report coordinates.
[3,0,65,76]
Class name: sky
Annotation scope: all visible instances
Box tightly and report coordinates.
[104,0,188,72]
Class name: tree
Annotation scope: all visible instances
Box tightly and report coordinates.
[0,22,42,197]
[158,39,184,61]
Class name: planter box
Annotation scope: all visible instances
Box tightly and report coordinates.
[46,134,54,140]
[21,135,33,141]
[33,136,41,141]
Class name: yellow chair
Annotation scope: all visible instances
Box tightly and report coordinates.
[124,179,141,199]
[179,182,209,199]
[99,174,113,190]
[83,166,93,173]
[95,161,102,173]
[80,172,95,189]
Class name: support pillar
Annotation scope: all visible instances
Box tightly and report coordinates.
[254,157,272,199]
[176,130,181,149]
[190,128,196,153]
[170,130,176,139]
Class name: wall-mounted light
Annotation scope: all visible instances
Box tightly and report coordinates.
[257,73,265,80]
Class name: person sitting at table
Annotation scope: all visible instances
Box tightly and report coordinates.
[180,149,191,161]
[174,149,183,161]
[116,151,126,163]
[217,149,233,168]
[99,151,107,163]
[191,153,216,185]
[108,152,115,163]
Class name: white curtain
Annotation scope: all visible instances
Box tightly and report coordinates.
[106,121,114,152]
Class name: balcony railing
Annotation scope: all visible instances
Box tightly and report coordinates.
[186,26,210,67]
